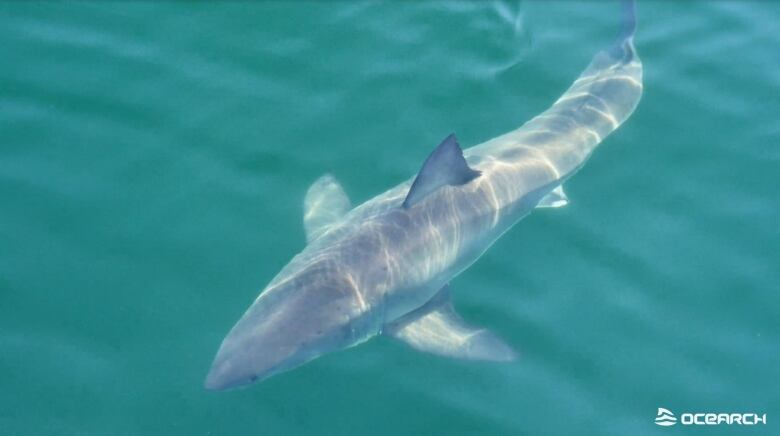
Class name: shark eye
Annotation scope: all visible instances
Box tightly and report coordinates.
[250,375,258,382]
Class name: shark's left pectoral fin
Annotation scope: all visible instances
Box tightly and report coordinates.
[537,185,569,208]
[303,174,351,242]
[385,285,517,362]
[402,134,481,209]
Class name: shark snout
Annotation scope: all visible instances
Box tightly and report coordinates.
[204,333,279,391]
[204,311,300,390]
[204,351,241,391]
[205,268,369,388]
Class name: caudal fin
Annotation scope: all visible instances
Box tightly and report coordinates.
[491,0,643,177]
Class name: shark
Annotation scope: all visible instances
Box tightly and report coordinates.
[205,1,643,390]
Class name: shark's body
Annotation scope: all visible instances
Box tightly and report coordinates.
[205,2,642,390]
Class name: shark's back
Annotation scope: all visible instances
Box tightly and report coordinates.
[285,3,644,293]
[349,4,641,224]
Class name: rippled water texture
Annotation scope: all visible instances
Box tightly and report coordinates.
[1,2,777,435]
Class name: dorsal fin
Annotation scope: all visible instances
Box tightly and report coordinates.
[402,134,481,209]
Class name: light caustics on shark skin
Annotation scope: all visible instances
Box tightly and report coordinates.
[205,1,643,390]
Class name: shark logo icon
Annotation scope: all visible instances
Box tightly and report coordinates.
[655,408,677,426]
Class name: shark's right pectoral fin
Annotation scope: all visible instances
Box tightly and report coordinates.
[303,174,351,242]
[385,285,517,362]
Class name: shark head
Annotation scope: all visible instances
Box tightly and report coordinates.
[204,261,372,390]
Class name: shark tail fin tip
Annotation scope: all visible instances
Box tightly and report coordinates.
[610,0,638,62]
[621,0,638,41]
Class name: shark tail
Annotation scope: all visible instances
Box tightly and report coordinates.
[490,0,643,178]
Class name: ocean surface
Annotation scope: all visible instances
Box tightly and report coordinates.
[1,1,778,435]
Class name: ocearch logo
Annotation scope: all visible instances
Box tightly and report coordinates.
[655,407,767,426]
[655,408,677,426]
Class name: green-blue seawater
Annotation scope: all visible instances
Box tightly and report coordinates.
[1,1,777,435]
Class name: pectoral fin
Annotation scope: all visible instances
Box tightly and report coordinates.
[385,285,517,361]
[537,185,569,208]
[402,134,481,209]
[303,174,351,242]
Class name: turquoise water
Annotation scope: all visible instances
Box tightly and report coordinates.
[1,1,778,435]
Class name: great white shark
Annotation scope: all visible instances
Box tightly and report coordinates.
[205,1,643,390]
